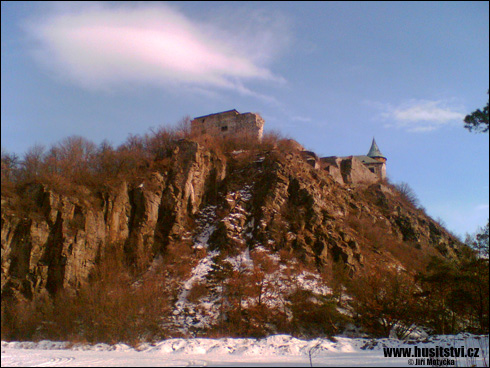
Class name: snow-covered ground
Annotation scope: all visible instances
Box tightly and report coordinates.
[2,334,488,367]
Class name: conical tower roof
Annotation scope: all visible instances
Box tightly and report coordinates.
[367,138,386,160]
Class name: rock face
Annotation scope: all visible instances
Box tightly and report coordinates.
[1,140,461,301]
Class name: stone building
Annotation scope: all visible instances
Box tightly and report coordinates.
[320,138,387,185]
[191,109,264,140]
[353,138,387,180]
[191,109,387,185]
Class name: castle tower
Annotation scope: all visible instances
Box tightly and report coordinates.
[365,138,387,179]
[367,138,387,163]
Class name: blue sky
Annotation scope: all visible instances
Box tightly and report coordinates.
[1,1,489,237]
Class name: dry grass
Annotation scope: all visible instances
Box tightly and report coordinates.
[346,214,394,250]
[346,213,433,273]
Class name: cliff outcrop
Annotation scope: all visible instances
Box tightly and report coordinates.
[1,139,461,304]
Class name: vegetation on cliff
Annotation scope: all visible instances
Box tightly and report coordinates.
[1,119,488,344]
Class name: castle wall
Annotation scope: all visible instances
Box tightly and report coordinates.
[363,161,386,180]
[340,157,380,185]
[191,110,264,140]
[321,156,380,185]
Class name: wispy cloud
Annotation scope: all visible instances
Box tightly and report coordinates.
[291,115,312,123]
[476,203,489,212]
[24,3,288,96]
[369,99,465,132]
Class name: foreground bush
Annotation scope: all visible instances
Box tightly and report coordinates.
[1,246,171,345]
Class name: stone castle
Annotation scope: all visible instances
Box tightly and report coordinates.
[191,109,264,140]
[191,110,386,185]
[320,138,387,185]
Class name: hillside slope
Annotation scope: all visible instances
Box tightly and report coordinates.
[1,137,465,340]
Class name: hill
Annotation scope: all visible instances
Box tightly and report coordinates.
[1,129,486,344]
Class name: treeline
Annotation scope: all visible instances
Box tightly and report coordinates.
[1,121,188,194]
[1,117,287,198]
[347,221,489,337]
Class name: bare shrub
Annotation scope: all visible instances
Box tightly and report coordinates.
[73,247,170,344]
[249,250,280,306]
[19,144,45,182]
[92,140,118,178]
[348,267,423,338]
[1,243,173,345]
[55,136,97,179]
[346,214,392,250]
[326,260,351,306]
[1,149,20,183]
[175,115,192,137]
[186,282,209,303]
[287,289,346,338]
[144,126,177,161]
[386,240,431,273]
[261,130,285,151]
[394,182,420,209]
[1,296,44,341]
[346,214,431,272]
[418,241,489,335]
[192,129,287,160]
[276,138,303,152]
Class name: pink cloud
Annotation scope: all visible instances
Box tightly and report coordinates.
[25,3,287,93]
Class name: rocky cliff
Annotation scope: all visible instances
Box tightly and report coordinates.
[1,138,461,305]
